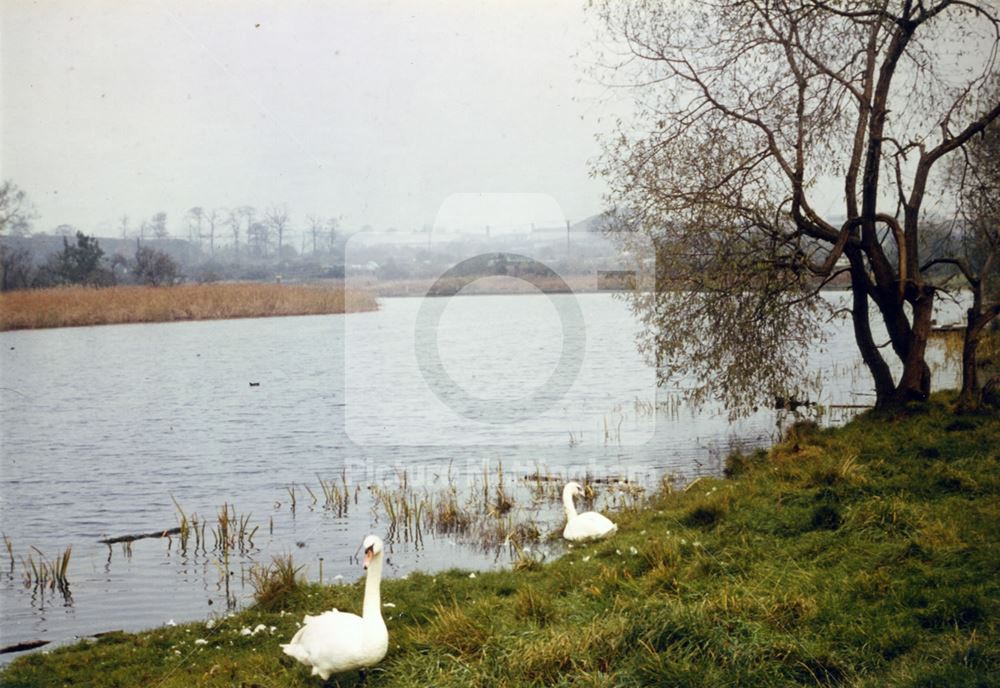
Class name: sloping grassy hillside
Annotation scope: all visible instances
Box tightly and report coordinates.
[3,398,998,687]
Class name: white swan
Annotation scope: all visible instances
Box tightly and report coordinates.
[281,534,389,681]
[562,482,617,542]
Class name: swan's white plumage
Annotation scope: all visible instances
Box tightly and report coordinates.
[281,535,388,680]
[562,482,617,542]
[564,511,618,541]
[282,610,385,679]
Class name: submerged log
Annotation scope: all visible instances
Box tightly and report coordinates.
[1,639,50,654]
[99,527,181,544]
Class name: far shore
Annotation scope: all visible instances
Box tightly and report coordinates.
[341,274,856,298]
[343,273,609,297]
[0,283,378,332]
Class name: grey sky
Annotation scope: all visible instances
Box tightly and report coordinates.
[2,0,613,236]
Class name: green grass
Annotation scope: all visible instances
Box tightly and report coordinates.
[3,396,999,687]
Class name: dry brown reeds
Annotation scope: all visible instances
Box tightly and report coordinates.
[170,498,256,556]
[317,471,354,517]
[0,283,377,331]
[20,545,72,595]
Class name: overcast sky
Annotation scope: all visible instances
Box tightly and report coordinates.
[2,0,616,237]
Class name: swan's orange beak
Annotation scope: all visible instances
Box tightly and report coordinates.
[363,548,374,570]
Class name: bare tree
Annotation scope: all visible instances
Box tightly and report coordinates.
[265,205,291,261]
[941,89,1000,410]
[249,221,270,258]
[0,180,36,236]
[307,215,324,255]
[203,208,222,257]
[595,0,1000,411]
[238,206,257,257]
[119,215,131,240]
[186,206,205,246]
[150,212,169,240]
[226,208,241,258]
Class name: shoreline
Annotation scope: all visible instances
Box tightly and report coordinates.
[3,396,996,686]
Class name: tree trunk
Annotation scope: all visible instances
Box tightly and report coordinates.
[956,309,983,412]
[892,287,934,403]
[847,249,895,406]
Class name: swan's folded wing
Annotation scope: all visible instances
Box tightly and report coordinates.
[564,511,617,541]
[282,610,371,677]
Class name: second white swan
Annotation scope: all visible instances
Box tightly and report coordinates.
[562,481,618,542]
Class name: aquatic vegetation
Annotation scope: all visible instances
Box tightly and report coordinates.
[168,498,258,558]
[212,503,257,554]
[364,462,567,553]
[371,482,426,546]
[17,545,72,600]
[317,471,354,517]
[3,533,13,575]
[426,485,472,535]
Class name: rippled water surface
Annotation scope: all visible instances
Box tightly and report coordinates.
[0,293,960,658]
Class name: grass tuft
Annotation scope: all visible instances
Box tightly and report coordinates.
[249,554,303,611]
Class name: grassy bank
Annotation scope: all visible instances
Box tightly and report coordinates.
[3,399,998,687]
[0,283,378,331]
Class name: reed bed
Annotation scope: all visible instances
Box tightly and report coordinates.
[316,471,357,517]
[171,499,257,557]
[0,283,377,331]
[363,462,638,554]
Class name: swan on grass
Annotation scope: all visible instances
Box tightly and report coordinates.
[562,482,617,542]
[281,535,389,681]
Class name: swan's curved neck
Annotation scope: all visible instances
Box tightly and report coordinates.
[562,487,578,520]
[362,554,383,621]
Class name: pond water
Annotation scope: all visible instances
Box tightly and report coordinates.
[0,292,960,659]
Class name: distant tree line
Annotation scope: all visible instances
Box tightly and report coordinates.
[115,204,341,262]
[0,232,179,291]
[0,179,352,291]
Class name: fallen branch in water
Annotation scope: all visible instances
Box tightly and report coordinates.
[1,640,50,654]
[99,527,181,544]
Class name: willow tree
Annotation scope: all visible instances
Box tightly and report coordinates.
[594,0,1000,412]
